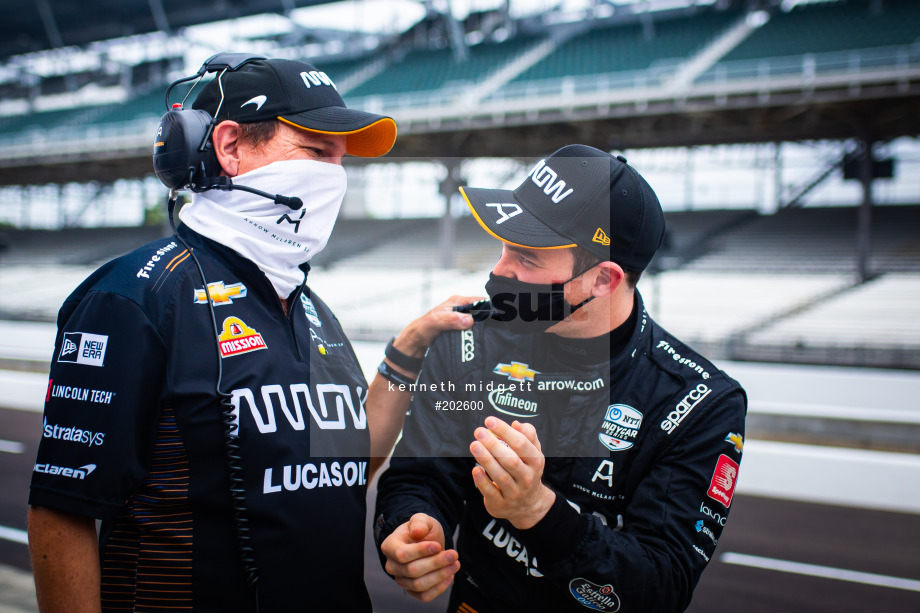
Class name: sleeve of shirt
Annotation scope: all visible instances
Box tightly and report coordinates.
[29,290,167,520]
[374,332,475,555]
[518,387,748,612]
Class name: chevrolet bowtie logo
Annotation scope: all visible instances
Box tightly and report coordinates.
[195,281,248,306]
[725,432,744,453]
[494,361,539,382]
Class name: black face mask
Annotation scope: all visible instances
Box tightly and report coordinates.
[482,267,596,335]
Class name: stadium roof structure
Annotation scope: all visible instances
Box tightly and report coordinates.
[1,0,342,60]
[2,0,919,186]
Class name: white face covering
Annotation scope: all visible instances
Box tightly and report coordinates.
[179,159,347,297]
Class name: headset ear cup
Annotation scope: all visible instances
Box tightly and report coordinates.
[152,109,218,190]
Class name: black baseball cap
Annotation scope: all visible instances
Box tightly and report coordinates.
[193,57,396,157]
[460,144,666,272]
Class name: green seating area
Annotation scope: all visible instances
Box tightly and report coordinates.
[347,34,540,98]
[0,90,163,140]
[509,10,739,85]
[722,0,920,63]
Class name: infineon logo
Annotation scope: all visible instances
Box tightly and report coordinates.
[218,317,267,358]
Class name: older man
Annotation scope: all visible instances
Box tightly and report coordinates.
[28,55,472,612]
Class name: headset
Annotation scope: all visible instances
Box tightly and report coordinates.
[153,51,302,208]
[152,52,276,604]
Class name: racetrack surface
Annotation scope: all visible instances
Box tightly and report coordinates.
[2,340,919,612]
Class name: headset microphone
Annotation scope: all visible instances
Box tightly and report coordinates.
[203,176,303,210]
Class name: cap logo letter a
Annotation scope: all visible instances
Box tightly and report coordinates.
[593,228,611,246]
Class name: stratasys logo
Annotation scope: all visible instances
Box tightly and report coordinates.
[568,577,620,612]
[488,388,538,418]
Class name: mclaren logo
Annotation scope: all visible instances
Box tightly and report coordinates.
[593,228,611,246]
[493,362,538,382]
[241,95,268,110]
[195,281,247,306]
[486,202,522,225]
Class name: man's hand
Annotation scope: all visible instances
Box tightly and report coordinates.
[381,513,460,602]
[470,416,555,530]
[390,295,482,361]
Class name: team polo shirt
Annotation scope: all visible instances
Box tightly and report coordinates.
[30,226,371,612]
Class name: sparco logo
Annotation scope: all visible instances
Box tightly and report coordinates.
[34,463,96,480]
[568,578,620,612]
[460,329,475,362]
[660,383,711,434]
[528,159,574,203]
[481,519,543,577]
[488,388,538,418]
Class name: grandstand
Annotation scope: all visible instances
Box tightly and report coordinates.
[0,0,918,369]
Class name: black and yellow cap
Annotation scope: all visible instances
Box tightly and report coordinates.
[193,58,396,157]
[461,144,666,272]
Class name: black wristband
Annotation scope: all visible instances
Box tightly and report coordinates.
[384,337,425,373]
[377,360,418,387]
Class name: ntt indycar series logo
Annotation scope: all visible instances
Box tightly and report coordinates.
[568,578,620,612]
[660,383,711,434]
[598,404,642,452]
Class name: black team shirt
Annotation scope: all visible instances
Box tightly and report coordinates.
[30,226,372,612]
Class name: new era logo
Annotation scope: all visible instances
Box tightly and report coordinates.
[593,228,610,246]
[57,332,108,367]
[61,338,78,357]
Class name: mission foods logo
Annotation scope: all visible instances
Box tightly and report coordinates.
[598,404,642,452]
[568,578,620,612]
[218,317,267,358]
[57,332,108,367]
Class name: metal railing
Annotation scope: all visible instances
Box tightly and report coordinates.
[1,45,918,162]
[696,44,920,86]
